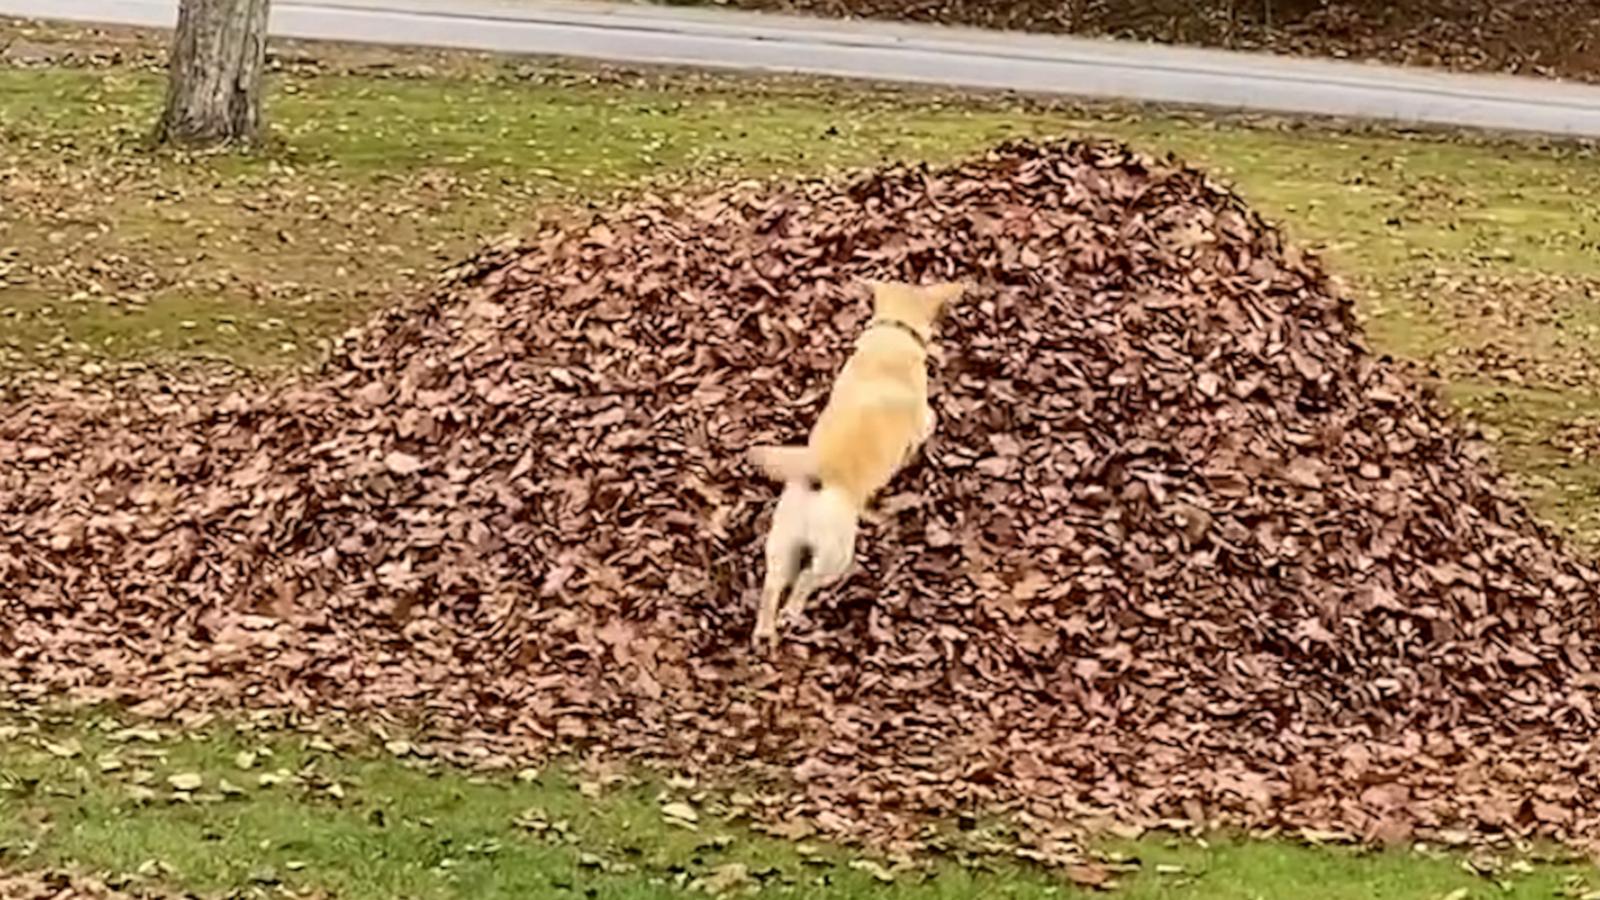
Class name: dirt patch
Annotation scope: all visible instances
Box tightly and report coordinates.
[5,140,1600,855]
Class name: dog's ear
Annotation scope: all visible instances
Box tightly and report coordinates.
[922,282,966,313]
[748,445,816,483]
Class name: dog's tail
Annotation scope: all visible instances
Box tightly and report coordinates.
[748,445,823,491]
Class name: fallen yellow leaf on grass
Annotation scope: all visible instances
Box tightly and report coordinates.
[661,801,699,829]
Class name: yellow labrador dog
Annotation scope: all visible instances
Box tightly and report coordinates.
[749,280,964,649]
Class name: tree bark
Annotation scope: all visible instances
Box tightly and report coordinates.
[155,0,271,147]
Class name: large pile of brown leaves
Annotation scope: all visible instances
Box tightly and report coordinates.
[5,139,1600,851]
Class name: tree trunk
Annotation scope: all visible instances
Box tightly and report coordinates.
[155,0,271,147]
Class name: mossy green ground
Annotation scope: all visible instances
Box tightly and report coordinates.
[6,19,1600,898]
[0,712,1589,899]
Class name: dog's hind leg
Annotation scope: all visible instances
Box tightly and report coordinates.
[778,516,855,629]
[753,562,789,649]
[779,568,826,630]
[753,484,809,649]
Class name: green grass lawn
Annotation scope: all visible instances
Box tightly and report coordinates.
[7,18,1600,898]
[0,712,1589,899]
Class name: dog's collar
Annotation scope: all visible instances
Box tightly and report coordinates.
[869,318,928,349]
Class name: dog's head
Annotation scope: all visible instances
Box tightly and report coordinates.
[868,281,964,335]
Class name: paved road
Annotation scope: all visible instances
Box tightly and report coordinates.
[8,0,1600,138]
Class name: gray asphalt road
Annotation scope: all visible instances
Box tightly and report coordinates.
[8,0,1600,138]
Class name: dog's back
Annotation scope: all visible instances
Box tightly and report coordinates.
[810,327,931,508]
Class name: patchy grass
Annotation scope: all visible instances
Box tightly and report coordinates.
[0,64,1071,370]
[7,39,1600,377]
[0,711,1588,899]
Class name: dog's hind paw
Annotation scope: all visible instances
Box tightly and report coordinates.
[777,606,809,633]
